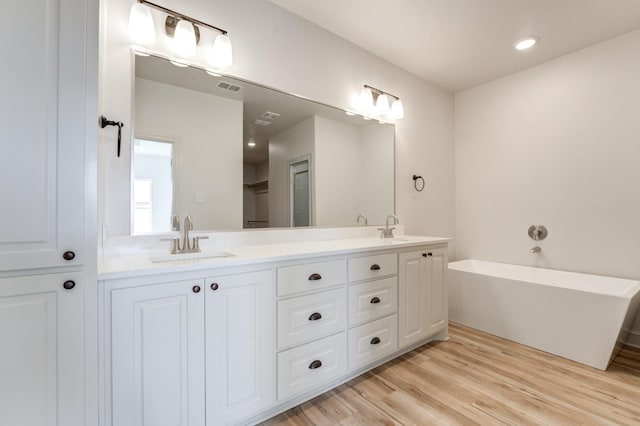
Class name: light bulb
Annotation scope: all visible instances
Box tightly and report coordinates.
[173,20,197,58]
[376,93,390,117]
[208,33,233,69]
[359,87,374,113]
[129,3,155,46]
[391,99,404,119]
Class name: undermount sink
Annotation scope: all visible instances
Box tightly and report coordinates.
[150,251,234,263]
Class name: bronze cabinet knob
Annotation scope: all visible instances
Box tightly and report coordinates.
[63,280,76,290]
[210,283,219,291]
[63,251,76,261]
[193,285,201,293]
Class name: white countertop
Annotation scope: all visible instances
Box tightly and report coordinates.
[98,235,450,280]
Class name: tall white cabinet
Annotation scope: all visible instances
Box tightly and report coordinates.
[0,273,85,426]
[0,0,94,271]
[0,0,97,425]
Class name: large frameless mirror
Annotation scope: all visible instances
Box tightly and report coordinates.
[127,54,395,234]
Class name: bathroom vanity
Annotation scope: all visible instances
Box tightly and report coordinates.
[98,234,449,425]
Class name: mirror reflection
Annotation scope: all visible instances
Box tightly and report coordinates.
[133,55,395,234]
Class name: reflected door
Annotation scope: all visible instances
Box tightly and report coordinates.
[132,139,174,234]
[289,159,310,227]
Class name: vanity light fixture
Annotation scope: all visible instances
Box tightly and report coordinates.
[128,0,233,69]
[514,36,539,51]
[359,85,404,120]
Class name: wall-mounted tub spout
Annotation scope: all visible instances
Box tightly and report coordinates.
[530,246,541,254]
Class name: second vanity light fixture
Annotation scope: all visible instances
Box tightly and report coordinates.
[128,0,233,70]
[358,85,404,121]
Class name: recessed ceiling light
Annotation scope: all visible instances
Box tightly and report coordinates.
[247,141,256,147]
[514,37,539,51]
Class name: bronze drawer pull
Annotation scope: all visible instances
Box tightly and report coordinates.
[308,312,322,321]
[309,360,322,369]
[370,297,381,304]
[370,337,381,345]
[370,264,381,271]
[308,273,322,281]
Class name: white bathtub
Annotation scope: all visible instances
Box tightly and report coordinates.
[448,259,640,370]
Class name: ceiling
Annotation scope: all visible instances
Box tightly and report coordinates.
[269,0,640,92]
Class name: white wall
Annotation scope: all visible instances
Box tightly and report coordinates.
[358,123,395,225]
[313,117,394,226]
[455,30,640,334]
[135,78,243,230]
[314,116,361,226]
[268,117,315,227]
[100,0,455,248]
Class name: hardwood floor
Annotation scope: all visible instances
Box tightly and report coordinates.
[261,322,640,425]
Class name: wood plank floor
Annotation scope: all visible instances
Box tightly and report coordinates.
[261,322,640,425]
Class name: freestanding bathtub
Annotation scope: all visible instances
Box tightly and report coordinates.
[448,259,640,370]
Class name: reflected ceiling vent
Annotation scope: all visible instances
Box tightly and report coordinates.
[217,81,242,92]
[253,119,272,126]
[262,111,280,120]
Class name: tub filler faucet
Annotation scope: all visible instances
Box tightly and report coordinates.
[530,246,541,254]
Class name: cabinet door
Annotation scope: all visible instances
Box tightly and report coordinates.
[426,248,448,334]
[111,280,205,426]
[0,273,84,426]
[398,248,448,348]
[0,0,90,271]
[206,270,275,426]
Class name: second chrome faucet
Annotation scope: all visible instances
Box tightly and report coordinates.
[378,214,399,238]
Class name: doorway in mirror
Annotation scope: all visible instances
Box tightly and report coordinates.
[132,139,174,234]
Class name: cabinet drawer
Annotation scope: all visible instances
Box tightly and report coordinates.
[348,253,397,282]
[277,333,347,401]
[348,315,398,370]
[277,288,346,349]
[277,259,346,297]
[348,277,397,326]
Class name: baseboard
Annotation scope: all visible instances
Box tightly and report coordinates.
[625,330,640,349]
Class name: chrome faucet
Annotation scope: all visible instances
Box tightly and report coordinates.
[378,214,399,238]
[530,246,541,254]
[183,215,193,252]
[162,214,208,254]
[356,214,368,226]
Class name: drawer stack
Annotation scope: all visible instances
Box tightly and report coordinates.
[346,253,398,370]
[275,252,400,401]
[276,259,348,400]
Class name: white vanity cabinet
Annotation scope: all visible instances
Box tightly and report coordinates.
[104,269,274,426]
[205,270,275,426]
[101,240,449,425]
[110,279,206,426]
[0,273,85,426]
[399,247,448,347]
[1,0,94,272]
